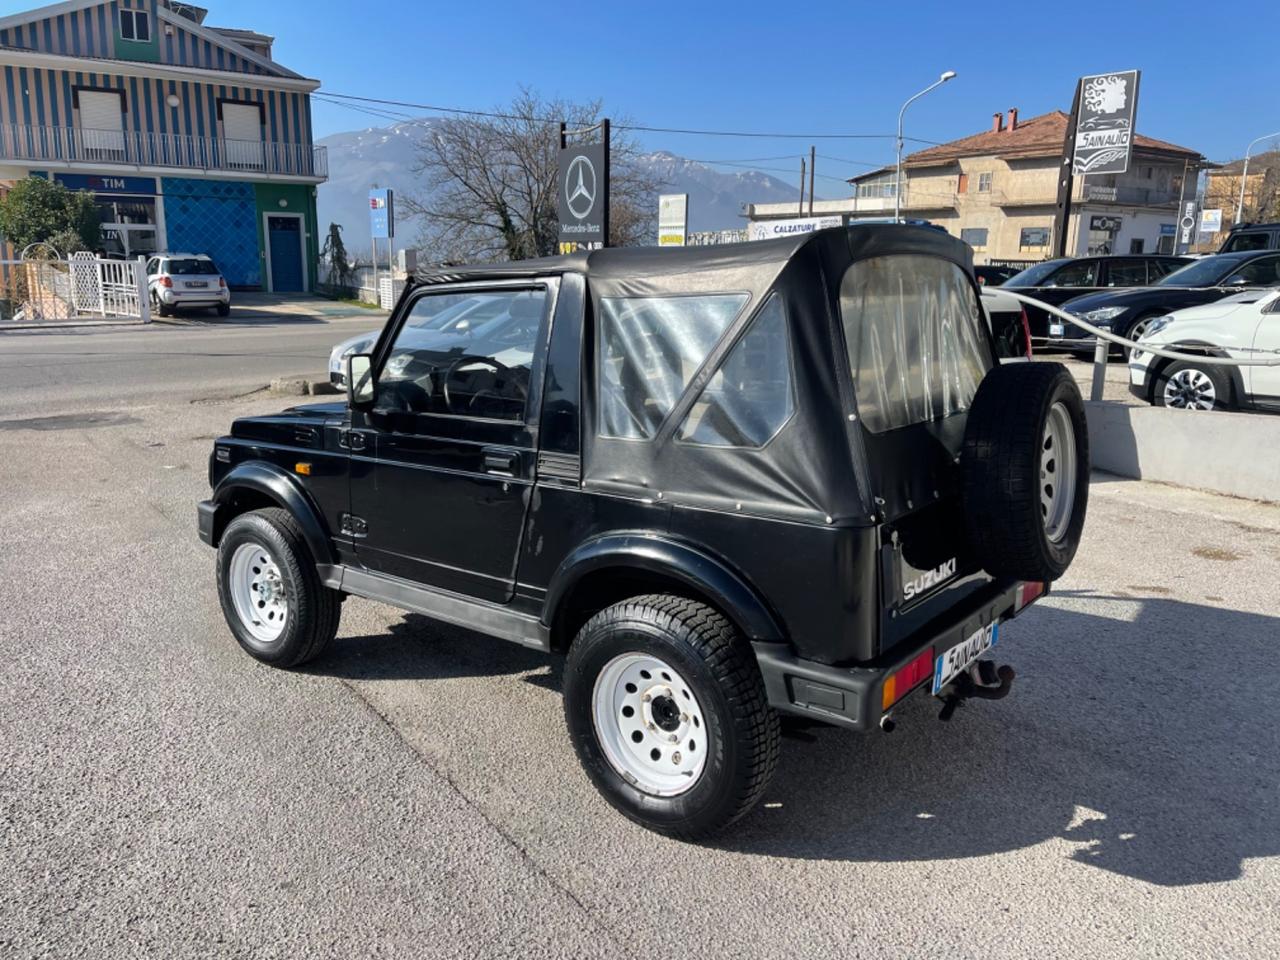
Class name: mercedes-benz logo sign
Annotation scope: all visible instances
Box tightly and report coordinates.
[565,155,596,220]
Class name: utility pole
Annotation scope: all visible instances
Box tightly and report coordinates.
[798,157,806,215]
[808,145,816,217]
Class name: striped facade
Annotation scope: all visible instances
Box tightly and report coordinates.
[0,1,273,76]
[0,1,324,293]
[0,65,313,147]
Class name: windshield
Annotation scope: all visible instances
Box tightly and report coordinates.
[168,258,219,275]
[1155,256,1244,287]
[1005,260,1066,287]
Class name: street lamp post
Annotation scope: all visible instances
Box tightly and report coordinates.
[895,70,956,222]
[1235,130,1280,223]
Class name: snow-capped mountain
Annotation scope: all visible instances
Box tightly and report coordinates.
[316,120,817,252]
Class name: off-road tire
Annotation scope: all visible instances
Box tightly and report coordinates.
[563,595,780,839]
[216,507,340,667]
[961,362,1089,581]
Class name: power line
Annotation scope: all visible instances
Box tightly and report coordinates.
[314,90,943,144]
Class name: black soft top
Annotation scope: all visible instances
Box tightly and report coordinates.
[410,225,979,526]
[411,225,968,303]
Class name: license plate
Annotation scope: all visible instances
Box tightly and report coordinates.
[932,622,998,694]
[186,280,208,288]
[1049,322,1065,337]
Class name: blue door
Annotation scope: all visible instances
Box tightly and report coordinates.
[267,216,304,292]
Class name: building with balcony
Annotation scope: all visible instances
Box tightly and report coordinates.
[850,109,1204,263]
[745,110,1205,264]
[0,0,326,290]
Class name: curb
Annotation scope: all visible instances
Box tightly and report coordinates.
[269,377,340,397]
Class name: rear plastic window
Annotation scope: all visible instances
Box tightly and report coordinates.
[840,255,990,434]
[598,294,747,439]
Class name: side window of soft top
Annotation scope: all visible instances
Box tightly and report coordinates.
[677,292,795,448]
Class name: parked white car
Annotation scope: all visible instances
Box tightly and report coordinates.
[327,293,507,386]
[147,254,230,318]
[1128,289,1280,411]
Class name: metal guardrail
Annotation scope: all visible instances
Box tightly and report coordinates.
[997,290,1280,402]
[0,124,328,179]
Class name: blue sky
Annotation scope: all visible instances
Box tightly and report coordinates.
[5,0,1279,189]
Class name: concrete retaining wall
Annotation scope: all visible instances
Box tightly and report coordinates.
[1086,401,1280,503]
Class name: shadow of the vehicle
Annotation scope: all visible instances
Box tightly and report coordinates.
[300,612,555,683]
[304,594,1279,887]
[717,593,1279,887]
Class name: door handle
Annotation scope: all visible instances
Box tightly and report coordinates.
[482,447,520,476]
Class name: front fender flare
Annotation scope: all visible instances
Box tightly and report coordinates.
[208,461,335,565]
[543,533,783,641]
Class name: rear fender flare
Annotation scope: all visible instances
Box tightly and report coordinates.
[544,534,783,642]
[210,461,335,565]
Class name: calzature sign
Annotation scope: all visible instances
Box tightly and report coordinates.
[747,216,843,242]
[1072,70,1140,176]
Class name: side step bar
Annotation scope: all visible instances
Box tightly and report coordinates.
[317,564,551,652]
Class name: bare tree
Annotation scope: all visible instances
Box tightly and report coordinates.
[403,90,663,262]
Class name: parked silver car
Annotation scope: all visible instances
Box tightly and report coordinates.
[147,254,231,317]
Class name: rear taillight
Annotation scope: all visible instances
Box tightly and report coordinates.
[158,275,172,288]
[1020,307,1033,358]
[882,647,934,712]
[219,277,226,288]
[1015,580,1046,613]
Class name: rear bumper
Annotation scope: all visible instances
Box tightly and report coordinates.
[752,578,1039,732]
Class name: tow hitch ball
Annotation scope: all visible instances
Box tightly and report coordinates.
[938,660,1016,722]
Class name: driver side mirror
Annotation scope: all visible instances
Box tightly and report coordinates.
[346,353,376,410]
[1225,275,1250,286]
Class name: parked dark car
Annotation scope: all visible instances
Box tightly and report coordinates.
[1219,222,1280,253]
[974,264,1020,286]
[1054,249,1280,355]
[197,226,1090,838]
[1002,254,1190,342]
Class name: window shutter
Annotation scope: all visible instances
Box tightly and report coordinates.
[78,91,125,158]
[222,103,264,169]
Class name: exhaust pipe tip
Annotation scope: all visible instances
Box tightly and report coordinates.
[879,714,896,733]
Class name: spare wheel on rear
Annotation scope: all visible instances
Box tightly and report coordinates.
[961,362,1090,581]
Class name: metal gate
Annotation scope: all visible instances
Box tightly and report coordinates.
[2,253,149,324]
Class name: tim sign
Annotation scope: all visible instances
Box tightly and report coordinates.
[369,188,394,240]
[1072,70,1140,176]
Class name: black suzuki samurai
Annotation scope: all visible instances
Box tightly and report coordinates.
[198,225,1089,838]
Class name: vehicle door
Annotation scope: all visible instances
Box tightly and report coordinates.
[1039,259,1101,338]
[1220,253,1280,292]
[1102,258,1149,288]
[1247,292,1280,403]
[347,282,556,603]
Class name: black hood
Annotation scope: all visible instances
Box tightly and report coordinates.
[1063,286,1230,316]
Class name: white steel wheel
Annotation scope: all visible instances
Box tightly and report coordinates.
[591,652,708,797]
[227,542,289,643]
[1163,367,1217,410]
[1040,401,1078,544]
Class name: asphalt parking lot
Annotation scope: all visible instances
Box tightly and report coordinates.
[2,323,1278,958]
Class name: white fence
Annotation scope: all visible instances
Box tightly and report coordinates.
[1,254,150,324]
